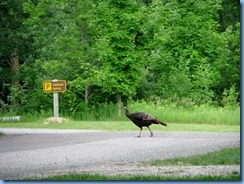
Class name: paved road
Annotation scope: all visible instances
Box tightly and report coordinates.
[0,128,240,180]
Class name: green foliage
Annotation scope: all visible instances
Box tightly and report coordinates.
[217,23,240,96]
[94,0,144,97]
[141,0,228,104]
[221,85,239,107]
[0,0,240,115]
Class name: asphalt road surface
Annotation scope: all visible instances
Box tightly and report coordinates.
[0,128,240,180]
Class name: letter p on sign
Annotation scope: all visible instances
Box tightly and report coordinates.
[44,82,52,92]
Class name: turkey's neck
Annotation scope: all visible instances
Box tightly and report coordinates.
[125,108,130,116]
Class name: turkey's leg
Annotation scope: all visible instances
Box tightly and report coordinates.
[137,127,142,137]
[147,126,153,137]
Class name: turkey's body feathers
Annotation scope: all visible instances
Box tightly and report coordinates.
[124,107,167,137]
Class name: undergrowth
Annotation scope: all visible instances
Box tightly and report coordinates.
[0,102,240,126]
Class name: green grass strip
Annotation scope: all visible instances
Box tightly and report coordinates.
[149,147,240,166]
[32,173,240,181]
[0,121,240,132]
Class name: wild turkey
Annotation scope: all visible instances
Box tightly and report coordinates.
[124,107,167,137]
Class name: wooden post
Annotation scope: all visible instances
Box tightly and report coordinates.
[52,79,59,117]
[53,92,59,117]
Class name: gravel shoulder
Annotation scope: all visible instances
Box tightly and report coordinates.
[64,164,240,178]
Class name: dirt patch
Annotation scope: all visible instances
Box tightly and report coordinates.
[74,164,240,177]
[43,117,68,124]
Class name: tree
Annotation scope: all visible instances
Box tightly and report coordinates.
[137,0,232,104]
[0,0,240,115]
[0,0,36,113]
[23,0,103,111]
[94,0,145,116]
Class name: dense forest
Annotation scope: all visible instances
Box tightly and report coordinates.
[0,0,240,117]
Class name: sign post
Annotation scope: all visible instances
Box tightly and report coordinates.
[43,79,66,117]
[53,92,59,117]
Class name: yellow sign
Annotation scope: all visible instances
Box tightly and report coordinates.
[44,82,52,92]
[43,80,66,93]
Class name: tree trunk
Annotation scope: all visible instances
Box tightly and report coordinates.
[85,85,89,107]
[0,100,7,114]
[10,50,20,108]
[118,93,122,118]
[76,0,90,107]
[11,50,20,85]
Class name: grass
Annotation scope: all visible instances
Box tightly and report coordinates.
[29,147,240,181]
[34,173,240,181]
[148,147,240,166]
[130,102,240,125]
[0,102,240,126]
[0,102,240,133]
[0,120,240,132]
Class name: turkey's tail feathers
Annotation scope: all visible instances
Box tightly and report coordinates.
[142,113,167,127]
[158,120,167,126]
